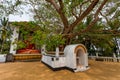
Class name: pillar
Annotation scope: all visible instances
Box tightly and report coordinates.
[9,27,19,54]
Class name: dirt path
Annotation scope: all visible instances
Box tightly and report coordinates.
[0,60,120,80]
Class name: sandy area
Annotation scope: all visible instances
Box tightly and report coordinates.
[0,60,120,80]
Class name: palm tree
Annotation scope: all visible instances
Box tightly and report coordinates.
[0,17,11,54]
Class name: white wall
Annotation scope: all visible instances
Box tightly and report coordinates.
[9,27,19,54]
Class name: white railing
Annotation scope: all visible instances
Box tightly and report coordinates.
[89,56,120,62]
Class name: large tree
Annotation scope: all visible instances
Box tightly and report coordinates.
[24,0,108,44]
[72,0,120,56]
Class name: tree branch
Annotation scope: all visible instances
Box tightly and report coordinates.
[63,28,120,39]
[82,17,99,33]
[100,12,109,23]
[82,0,108,33]
[72,8,79,19]
[71,0,108,37]
[94,0,108,18]
[79,0,91,16]
[69,0,99,33]
[58,0,64,10]
[72,16,99,37]
[46,0,69,28]
[46,0,60,11]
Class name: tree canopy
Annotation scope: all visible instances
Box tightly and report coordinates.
[21,0,120,56]
[0,0,24,18]
[23,0,109,44]
[0,0,120,55]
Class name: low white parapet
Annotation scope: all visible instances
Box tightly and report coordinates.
[0,54,6,62]
[41,54,66,68]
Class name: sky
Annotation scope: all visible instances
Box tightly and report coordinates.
[8,2,34,22]
[9,14,32,22]
[0,0,32,22]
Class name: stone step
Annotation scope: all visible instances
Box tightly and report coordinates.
[13,54,41,61]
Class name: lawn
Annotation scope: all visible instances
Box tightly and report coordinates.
[0,60,120,80]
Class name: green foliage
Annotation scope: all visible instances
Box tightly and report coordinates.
[15,40,26,50]
[72,15,117,56]
[0,41,11,54]
[46,34,65,51]
[11,21,66,51]
[1,17,9,26]
[15,0,22,6]
[75,33,115,56]
[11,21,38,30]
[11,21,41,40]
[0,17,11,54]
[32,30,47,47]
[106,6,117,16]
[32,30,65,51]
[114,10,120,18]
[108,18,120,30]
[64,0,83,7]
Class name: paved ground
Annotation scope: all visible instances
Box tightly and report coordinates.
[0,60,120,80]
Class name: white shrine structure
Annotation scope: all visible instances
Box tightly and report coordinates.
[41,44,90,72]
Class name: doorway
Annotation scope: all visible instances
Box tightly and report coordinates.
[76,49,85,67]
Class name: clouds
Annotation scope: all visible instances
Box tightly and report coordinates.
[8,5,34,22]
[9,13,33,22]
